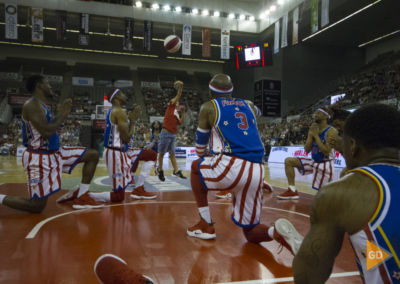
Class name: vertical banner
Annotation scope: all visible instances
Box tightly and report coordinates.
[262,80,281,117]
[5,4,18,40]
[292,7,299,45]
[79,13,89,45]
[281,13,288,48]
[182,24,192,56]
[254,81,263,116]
[143,20,152,51]
[221,28,230,60]
[274,21,280,54]
[56,11,67,42]
[311,0,319,33]
[321,0,329,27]
[202,28,211,58]
[123,18,134,51]
[31,8,43,43]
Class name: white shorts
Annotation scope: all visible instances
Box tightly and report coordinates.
[22,146,87,200]
[199,154,265,228]
[126,148,143,170]
[104,148,132,191]
[297,157,334,190]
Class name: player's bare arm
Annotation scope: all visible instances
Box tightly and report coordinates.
[304,130,314,153]
[245,100,261,119]
[312,127,337,156]
[22,98,71,139]
[112,107,132,144]
[170,80,184,105]
[198,101,215,130]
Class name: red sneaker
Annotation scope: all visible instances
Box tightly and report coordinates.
[131,186,157,200]
[187,218,216,240]
[215,190,232,199]
[56,186,80,203]
[263,182,273,193]
[94,254,154,284]
[273,218,303,256]
[277,188,299,200]
[72,192,104,209]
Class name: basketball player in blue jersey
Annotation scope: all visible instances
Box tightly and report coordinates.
[293,103,400,284]
[186,74,303,255]
[278,108,339,199]
[0,75,102,212]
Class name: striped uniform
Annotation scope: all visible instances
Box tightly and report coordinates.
[103,108,132,191]
[21,99,87,199]
[297,126,335,190]
[126,137,143,173]
[348,164,400,284]
[199,98,265,227]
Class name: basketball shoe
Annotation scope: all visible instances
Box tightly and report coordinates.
[187,217,216,240]
[263,182,273,193]
[131,186,157,200]
[273,218,303,255]
[56,186,80,203]
[72,192,104,209]
[215,190,232,199]
[173,170,186,179]
[156,168,165,182]
[94,254,154,284]
[277,188,299,200]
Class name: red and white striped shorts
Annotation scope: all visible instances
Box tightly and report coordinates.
[297,157,334,190]
[199,154,265,227]
[104,148,132,191]
[22,146,87,200]
[126,148,143,169]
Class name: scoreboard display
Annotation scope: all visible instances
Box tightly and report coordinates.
[235,43,272,70]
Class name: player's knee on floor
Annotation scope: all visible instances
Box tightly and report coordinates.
[143,149,157,161]
[191,158,202,174]
[110,190,125,202]
[242,224,270,244]
[28,199,47,214]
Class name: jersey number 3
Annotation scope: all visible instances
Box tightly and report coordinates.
[235,112,249,130]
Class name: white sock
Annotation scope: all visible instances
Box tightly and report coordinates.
[198,206,212,224]
[79,184,90,197]
[0,194,6,204]
[89,192,111,202]
[289,185,297,192]
[268,227,275,239]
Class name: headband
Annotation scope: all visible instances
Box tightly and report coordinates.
[110,88,120,102]
[317,108,331,118]
[209,82,233,94]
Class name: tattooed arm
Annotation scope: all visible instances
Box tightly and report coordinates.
[293,184,345,284]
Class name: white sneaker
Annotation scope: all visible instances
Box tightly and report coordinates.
[56,186,80,203]
[274,218,303,255]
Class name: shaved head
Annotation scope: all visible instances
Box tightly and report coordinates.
[209,73,234,98]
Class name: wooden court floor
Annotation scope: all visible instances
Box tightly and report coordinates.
[0,157,361,284]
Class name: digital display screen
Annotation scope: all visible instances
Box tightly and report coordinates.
[244,47,261,61]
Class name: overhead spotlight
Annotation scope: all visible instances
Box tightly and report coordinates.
[135,1,142,8]
[228,13,235,19]
[213,11,220,17]
[202,10,209,16]
[151,3,160,9]
[249,15,255,21]
[278,0,284,5]
[175,6,182,12]
[265,10,270,15]
[192,8,199,15]
[239,14,245,20]
[163,4,171,11]
[270,5,276,11]
[259,13,265,20]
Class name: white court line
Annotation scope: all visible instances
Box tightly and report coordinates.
[25,201,309,239]
[215,271,360,284]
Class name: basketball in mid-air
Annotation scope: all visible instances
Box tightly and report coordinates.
[164,35,182,53]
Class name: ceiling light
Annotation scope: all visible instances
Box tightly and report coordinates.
[151,3,160,9]
[202,10,209,16]
[175,6,182,12]
[135,1,142,8]
[192,8,198,15]
[163,4,170,11]
[259,13,265,19]
[213,11,220,17]
[270,5,276,11]
[228,13,235,19]
[239,14,245,20]
[278,0,284,5]
[249,16,255,21]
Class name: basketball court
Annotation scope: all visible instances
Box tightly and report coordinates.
[0,157,361,283]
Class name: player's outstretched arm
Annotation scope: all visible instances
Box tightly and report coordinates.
[22,98,71,139]
[195,102,215,157]
[293,185,345,284]
[170,80,184,105]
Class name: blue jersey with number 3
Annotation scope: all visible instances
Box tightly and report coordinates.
[209,98,264,163]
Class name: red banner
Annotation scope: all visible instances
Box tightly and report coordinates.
[8,94,30,105]
[93,119,106,130]
[202,28,211,58]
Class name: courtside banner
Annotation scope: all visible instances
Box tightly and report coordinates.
[182,24,192,55]
[202,28,211,57]
[5,4,18,40]
[281,13,288,48]
[274,21,280,54]
[79,13,90,45]
[143,20,152,51]
[123,18,134,51]
[292,7,299,45]
[311,0,319,33]
[56,10,67,42]
[268,146,346,168]
[221,28,230,59]
[31,8,43,43]
[321,0,330,27]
